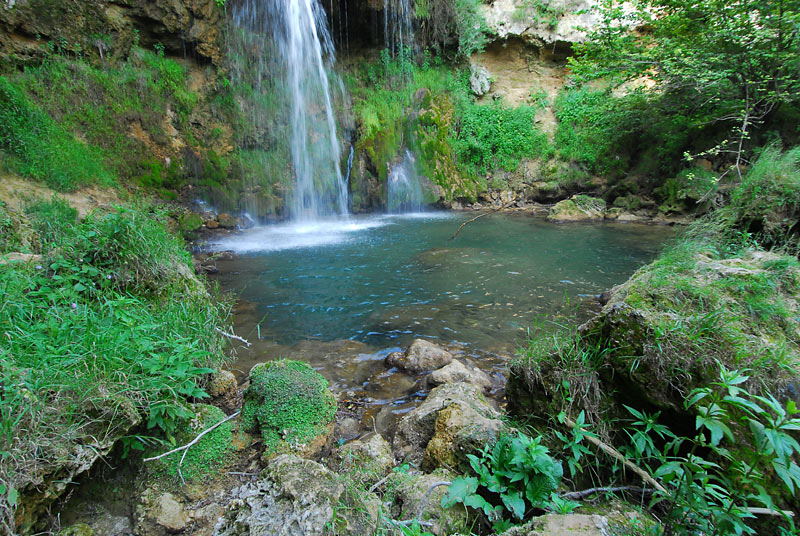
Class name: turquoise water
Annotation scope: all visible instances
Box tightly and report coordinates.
[210,212,673,358]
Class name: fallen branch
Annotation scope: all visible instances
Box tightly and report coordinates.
[416,481,452,522]
[215,328,251,347]
[450,202,514,241]
[144,411,240,483]
[562,417,795,518]
[369,473,393,493]
[563,416,668,494]
[561,486,654,500]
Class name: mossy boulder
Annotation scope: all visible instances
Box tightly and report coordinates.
[547,195,606,222]
[242,360,337,459]
[179,211,204,234]
[149,403,234,484]
[385,468,468,535]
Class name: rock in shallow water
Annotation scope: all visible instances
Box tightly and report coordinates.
[426,359,493,392]
[385,339,453,374]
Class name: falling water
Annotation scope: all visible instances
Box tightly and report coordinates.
[387,150,426,213]
[383,0,414,57]
[230,0,349,221]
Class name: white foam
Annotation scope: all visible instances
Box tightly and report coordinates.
[210,216,392,253]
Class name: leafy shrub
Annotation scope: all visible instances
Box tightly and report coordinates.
[722,145,800,252]
[415,0,488,59]
[453,102,553,177]
[242,359,336,455]
[442,432,571,532]
[622,366,800,535]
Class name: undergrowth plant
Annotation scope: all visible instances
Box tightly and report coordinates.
[442,431,574,532]
[620,365,800,535]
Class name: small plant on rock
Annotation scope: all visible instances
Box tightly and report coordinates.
[442,431,572,532]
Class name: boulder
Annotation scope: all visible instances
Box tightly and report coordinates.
[469,63,492,96]
[135,491,190,535]
[385,469,467,535]
[423,398,504,473]
[547,195,606,222]
[427,360,492,392]
[215,455,379,536]
[386,339,453,374]
[207,369,239,413]
[328,433,394,485]
[392,382,504,469]
[503,514,610,535]
[242,360,336,460]
[217,213,237,229]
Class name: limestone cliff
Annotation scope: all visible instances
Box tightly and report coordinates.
[0,0,222,67]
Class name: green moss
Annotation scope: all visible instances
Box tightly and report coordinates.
[242,359,336,456]
[179,212,204,234]
[152,404,234,483]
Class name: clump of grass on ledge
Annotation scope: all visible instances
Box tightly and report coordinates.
[0,201,230,527]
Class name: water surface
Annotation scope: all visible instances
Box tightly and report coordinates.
[209,212,674,387]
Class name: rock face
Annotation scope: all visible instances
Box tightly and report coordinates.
[385,339,453,374]
[481,0,601,54]
[393,382,504,470]
[215,455,379,536]
[426,359,493,392]
[0,0,223,66]
[547,195,607,222]
[469,63,492,96]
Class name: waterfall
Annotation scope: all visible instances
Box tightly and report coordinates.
[383,0,414,57]
[387,150,426,213]
[230,0,349,221]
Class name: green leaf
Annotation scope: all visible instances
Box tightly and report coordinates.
[501,490,526,519]
[441,477,478,508]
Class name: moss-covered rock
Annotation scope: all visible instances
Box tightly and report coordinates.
[547,195,606,222]
[150,403,234,484]
[242,359,337,459]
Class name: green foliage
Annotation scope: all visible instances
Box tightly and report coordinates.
[0,44,222,193]
[621,365,800,535]
[0,204,229,509]
[0,75,113,191]
[512,0,563,28]
[0,201,21,253]
[570,0,800,167]
[25,196,78,248]
[720,145,800,252]
[442,432,568,531]
[416,0,488,59]
[452,101,553,177]
[242,359,336,455]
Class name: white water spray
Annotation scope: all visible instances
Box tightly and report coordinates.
[231,0,349,221]
[387,150,426,213]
